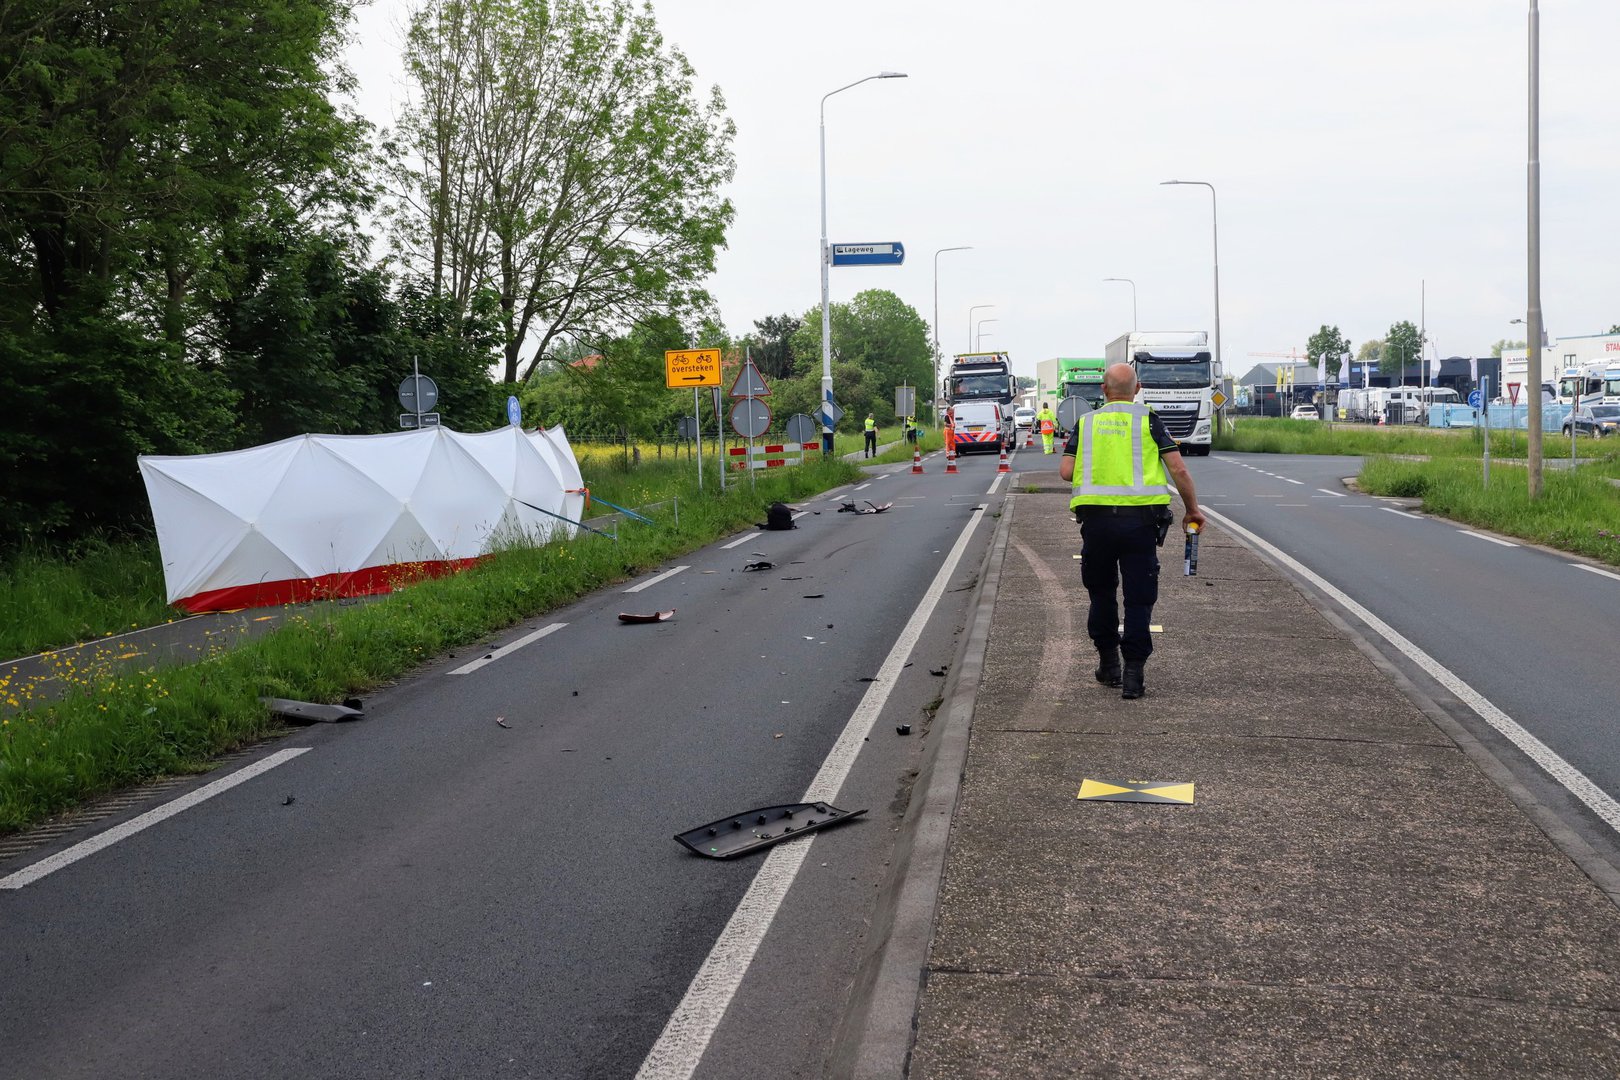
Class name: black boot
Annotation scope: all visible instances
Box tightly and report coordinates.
[1094,647,1122,688]
[1121,662,1145,700]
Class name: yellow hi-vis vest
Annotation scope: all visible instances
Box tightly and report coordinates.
[864,417,876,432]
[1069,402,1173,509]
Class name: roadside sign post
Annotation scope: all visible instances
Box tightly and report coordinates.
[399,359,440,430]
[667,350,722,492]
[712,386,726,493]
[1479,377,1491,488]
[1508,381,1521,457]
[729,349,774,491]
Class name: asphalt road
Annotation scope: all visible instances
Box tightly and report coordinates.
[0,445,1020,1080]
[1198,451,1620,869]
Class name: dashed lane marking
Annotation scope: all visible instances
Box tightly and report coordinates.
[1573,564,1620,584]
[721,533,759,550]
[1458,530,1518,548]
[1381,507,1423,520]
[624,566,690,594]
[1,748,312,890]
[448,623,567,675]
[1316,488,1348,498]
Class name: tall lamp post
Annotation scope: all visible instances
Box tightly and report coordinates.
[967,304,994,351]
[975,318,999,350]
[820,71,907,454]
[1525,0,1544,496]
[933,246,972,427]
[1161,180,1222,429]
[1102,277,1137,330]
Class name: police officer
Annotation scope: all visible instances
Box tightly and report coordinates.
[1059,363,1204,699]
[863,413,878,458]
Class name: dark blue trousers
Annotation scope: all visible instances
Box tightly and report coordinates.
[1078,512,1161,664]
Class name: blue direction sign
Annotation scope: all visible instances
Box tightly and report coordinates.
[831,242,905,267]
[506,395,522,426]
[1468,390,1483,409]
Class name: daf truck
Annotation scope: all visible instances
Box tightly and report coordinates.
[1103,331,1216,455]
[945,352,1016,446]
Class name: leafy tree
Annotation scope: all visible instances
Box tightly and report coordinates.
[1305,325,1351,378]
[389,0,736,385]
[1608,324,1620,335]
[1356,339,1382,367]
[1381,321,1422,378]
[1491,339,1527,358]
[746,314,801,379]
[1016,376,1037,392]
[787,289,932,422]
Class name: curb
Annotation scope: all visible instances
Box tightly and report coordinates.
[827,496,1016,1079]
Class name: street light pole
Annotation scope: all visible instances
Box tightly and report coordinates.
[967,304,994,352]
[820,71,907,454]
[933,246,972,428]
[975,317,999,350]
[1526,0,1544,497]
[1102,277,1137,330]
[1161,180,1222,427]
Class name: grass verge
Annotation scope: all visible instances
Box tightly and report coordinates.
[0,456,861,833]
[1357,455,1620,566]
[0,539,181,662]
[1214,415,1620,461]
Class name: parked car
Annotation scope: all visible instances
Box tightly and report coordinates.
[949,401,1011,453]
[1289,404,1321,420]
[1562,404,1620,438]
[1013,406,1036,429]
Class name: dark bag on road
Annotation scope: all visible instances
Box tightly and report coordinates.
[761,501,797,531]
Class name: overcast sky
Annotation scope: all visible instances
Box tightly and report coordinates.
[344,1,1619,383]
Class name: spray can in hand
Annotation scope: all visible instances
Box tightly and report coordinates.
[1183,521,1201,577]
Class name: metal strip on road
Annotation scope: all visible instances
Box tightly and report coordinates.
[720,533,759,550]
[447,622,567,675]
[1573,564,1620,584]
[0,748,312,890]
[1458,530,1519,548]
[1204,508,1620,836]
[634,504,991,1080]
[624,566,690,594]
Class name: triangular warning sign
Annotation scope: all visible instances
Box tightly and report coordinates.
[730,360,770,398]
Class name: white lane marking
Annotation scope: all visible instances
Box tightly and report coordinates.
[1573,564,1620,584]
[721,533,759,550]
[986,473,1004,495]
[623,566,690,594]
[448,622,567,675]
[1204,508,1620,836]
[1339,504,1377,509]
[635,506,989,1080]
[1316,488,1348,498]
[853,483,871,491]
[791,511,809,521]
[1381,507,1422,520]
[1458,530,1519,548]
[1278,503,1307,507]
[1,748,312,890]
[1281,477,1305,485]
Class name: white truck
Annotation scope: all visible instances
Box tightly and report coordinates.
[1103,331,1216,455]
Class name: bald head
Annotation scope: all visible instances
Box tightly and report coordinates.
[1103,363,1139,402]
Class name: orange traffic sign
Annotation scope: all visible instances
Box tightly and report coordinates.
[665,349,723,388]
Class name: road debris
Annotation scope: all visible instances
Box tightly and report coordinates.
[674,802,868,859]
[896,723,912,735]
[261,697,364,725]
[495,716,512,729]
[742,561,774,572]
[802,594,825,599]
[618,609,675,623]
[838,500,893,515]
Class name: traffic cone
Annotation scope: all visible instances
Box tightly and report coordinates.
[997,445,1011,473]
[945,448,958,474]
[911,447,924,474]
[1025,427,1034,448]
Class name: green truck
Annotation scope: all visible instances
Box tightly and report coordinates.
[1055,357,1106,410]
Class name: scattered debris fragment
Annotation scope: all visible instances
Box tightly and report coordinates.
[773,733,783,739]
[282,795,296,806]
[261,697,364,725]
[838,500,894,515]
[495,716,512,729]
[896,723,912,736]
[618,609,675,623]
[802,594,825,599]
[742,561,774,572]
[674,802,869,859]
[930,667,947,677]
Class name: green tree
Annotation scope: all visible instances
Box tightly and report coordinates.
[787,289,932,422]
[1381,321,1422,378]
[1356,339,1382,367]
[1491,339,1527,358]
[389,0,736,385]
[1305,325,1351,378]
[1608,324,1619,335]
[745,314,801,379]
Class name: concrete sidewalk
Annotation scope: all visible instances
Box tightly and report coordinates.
[906,474,1620,1077]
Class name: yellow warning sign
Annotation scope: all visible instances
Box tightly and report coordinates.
[1211,389,1228,409]
[665,348,723,388]
[1077,779,1194,804]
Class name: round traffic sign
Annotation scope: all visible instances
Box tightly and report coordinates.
[1056,396,1092,432]
[1467,390,1483,409]
[784,413,817,446]
[506,395,522,426]
[730,398,772,439]
[399,374,439,413]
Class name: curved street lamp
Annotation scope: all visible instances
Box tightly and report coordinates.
[1102,277,1137,330]
[974,318,1000,350]
[819,71,908,453]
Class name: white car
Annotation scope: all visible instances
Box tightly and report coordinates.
[1289,405,1321,420]
[1013,406,1036,429]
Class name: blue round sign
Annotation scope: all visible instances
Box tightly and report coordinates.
[1467,390,1483,409]
[506,395,522,426]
